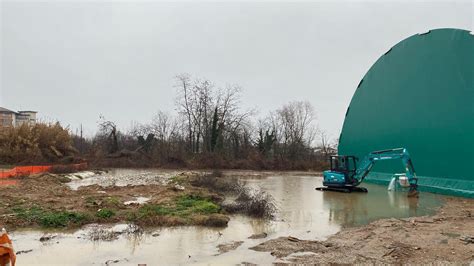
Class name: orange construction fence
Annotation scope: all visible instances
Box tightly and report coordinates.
[0,163,88,179]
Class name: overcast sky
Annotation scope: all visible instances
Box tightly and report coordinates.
[1,0,472,139]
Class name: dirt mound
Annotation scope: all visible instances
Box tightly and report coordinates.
[250,236,328,258]
[250,197,474,264]
[217,241,244,254]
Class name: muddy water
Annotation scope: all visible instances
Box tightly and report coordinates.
[11,171,444,265]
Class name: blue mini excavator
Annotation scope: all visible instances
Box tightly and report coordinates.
[316,148,418,196]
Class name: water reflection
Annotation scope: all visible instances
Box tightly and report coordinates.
[321,183,441,227]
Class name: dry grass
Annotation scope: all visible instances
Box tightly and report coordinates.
[50,164,80,174]
[0,123,76,164]
[190,171,241,193]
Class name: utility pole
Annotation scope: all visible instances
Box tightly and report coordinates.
[80,123,83,154]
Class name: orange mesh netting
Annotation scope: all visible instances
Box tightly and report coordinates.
[0,163,87,179]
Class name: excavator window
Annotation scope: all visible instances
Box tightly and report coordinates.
[347,157,357,171]
[330,156,348,172]
[330,156,357,174]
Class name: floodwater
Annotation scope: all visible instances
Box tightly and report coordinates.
[11,171,445,265]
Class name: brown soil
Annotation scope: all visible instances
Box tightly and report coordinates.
[251,197,474,264]
[0,172,226,230]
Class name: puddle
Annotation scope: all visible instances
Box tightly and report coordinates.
[11,171,445,265]
[124,197,150,205]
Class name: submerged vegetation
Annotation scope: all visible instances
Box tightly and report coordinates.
[225,189,276,219]
[191,171,277,219]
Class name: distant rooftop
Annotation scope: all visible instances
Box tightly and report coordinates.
[18,110,38,113]
[0,107,17,114]
[0,107,37,114]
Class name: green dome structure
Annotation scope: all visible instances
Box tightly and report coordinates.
[338,28,474,197]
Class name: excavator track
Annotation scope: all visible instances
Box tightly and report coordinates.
[315,186,368,193]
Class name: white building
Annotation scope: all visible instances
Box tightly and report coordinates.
[0,107,37,127]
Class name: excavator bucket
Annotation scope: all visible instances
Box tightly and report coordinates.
[407,185,419,198]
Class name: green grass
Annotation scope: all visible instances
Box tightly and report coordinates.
[176,195,220,214]
[139,204,173,216]
[96,208,115,219]
[40,211,87,227]
[136,194,220,219]
[13,206,88,228]
[13,206,44,223]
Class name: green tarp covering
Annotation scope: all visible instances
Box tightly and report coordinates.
[339,28,474,198]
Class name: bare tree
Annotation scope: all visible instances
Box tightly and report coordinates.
[128,121,149,137]
[175,73,195,152]
[97,115,119,153]
[175,74,215,153]
[318,129,331,157]
[331,137,339,154]
[175,74,254,155]
[274,101,317,159]
[150,111,178,142]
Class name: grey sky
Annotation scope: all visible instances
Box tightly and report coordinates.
[1,1,472,139]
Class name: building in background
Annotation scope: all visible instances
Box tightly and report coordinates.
[0,107,15,127]
[0,107,37,127]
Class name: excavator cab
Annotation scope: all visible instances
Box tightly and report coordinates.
[324,155,359,188]
[329,155,357,177]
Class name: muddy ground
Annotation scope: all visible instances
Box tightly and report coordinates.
[251,197,474,264]
[0,171,231,230]
[1,170,473,264]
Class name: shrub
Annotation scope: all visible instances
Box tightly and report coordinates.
[190,172,241,193]
[0,122,75,164]
[224,188,276,219]
[190,172,276,218]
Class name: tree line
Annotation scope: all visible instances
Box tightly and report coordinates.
[0,74,335,169]
[81,74,336,170]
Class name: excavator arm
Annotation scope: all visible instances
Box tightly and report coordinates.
[353,148,418,192]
